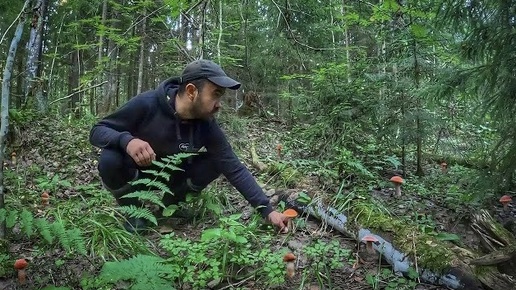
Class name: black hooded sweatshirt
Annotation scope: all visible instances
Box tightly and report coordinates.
[89,77,273,217]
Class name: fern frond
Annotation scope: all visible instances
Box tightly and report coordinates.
[51,221,70,251]
[20,209,34,237]
[99,254,176,290]
[0,208,6,223]
[118,205,157,226]
[131,178,154,186]
[6,209,18,228]
[35,218,53,244]
[141,169,171,182]
[164,164,184,172]
[121,190,166,208]
[67,228,87,255]
[147,180,172,194]
[152,160,168,168]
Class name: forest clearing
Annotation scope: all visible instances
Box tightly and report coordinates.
[0,0,515,289]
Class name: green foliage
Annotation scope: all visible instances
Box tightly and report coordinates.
[35,174,72,193]
[366,267,419,290]
[118,153,195,225]
[0,254,10,277]
[91,254,176,290]
[158,214,285,288]
[0,208,87,255]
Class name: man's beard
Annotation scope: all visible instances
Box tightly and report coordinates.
[191,99,217,120]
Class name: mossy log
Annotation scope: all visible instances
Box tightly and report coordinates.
[254,149,514,289]
[470,209,516,288]
[277,190,515,290]
[250,142,267,172]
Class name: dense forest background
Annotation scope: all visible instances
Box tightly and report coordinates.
[2,0,514,191]
[0,0,515,289]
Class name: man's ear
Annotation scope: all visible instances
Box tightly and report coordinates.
[185,83,198,101]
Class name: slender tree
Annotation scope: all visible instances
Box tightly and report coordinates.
[0,0,31,239]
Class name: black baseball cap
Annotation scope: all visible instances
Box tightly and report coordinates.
[180,59,241,90]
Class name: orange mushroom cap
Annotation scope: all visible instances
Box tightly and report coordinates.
[390,176,404,184]
[283,252,296,262]
[41,192,49,199]
[276,144,283,150]
[500,195,512,204]
[283,209,298,218]
[361,235,378,243]
[14,259,28,270]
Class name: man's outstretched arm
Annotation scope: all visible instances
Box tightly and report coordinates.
[206,121,289,231]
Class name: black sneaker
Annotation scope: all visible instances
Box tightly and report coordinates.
[123,217,148,233]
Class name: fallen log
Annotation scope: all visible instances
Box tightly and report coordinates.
[469,209,516,288]
[278,191,515,290]
[249,149,515,289]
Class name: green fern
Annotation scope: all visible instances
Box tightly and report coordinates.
[35,218,53,244]
[118,205,157,226]
[51,220,70,251]
[6,209,18,228]
[98,254,176,290]
[19,209,34,237]
[121,190,166,208]
[0,208,6,223]
[131,179,172,195]
[140,169,171,182]
[66,228,87,255]
[0,209,87,255]
[117,153,195,227]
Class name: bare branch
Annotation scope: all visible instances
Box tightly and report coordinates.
[49,81,107,106]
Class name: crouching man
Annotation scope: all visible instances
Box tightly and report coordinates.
[89,59,288,233]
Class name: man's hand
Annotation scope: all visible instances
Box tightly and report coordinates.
[126,138,156,166]
[267,210,289,233]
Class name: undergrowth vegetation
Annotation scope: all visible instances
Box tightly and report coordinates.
[0,97,508,290]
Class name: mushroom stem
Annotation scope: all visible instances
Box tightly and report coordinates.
[286,262,295,278]
[503,203,509,211]
[18,269,26,285]
[395,184,402,197]
[366,241,375,254]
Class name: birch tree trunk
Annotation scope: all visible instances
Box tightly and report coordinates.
[96,0,108,106]
[137,11,146,95]
[24,0,48,112]
[0,0,30,239]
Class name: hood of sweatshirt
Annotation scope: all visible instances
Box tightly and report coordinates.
[156,76,182,120]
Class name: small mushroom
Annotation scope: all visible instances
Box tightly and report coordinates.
[389,176,404,197]
[361,235,378,254]
[276,144,283,159]
[500,195,512,212]
[283,209,298,233]
[14,258,28,285]
[11,152,16,166]
[283,252,296,278]
[41,192,50,207]
[440,162,447,173]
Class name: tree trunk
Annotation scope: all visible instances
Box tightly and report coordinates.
[68,50,80,117]
[15,53,24,109]
[96,0,108,108]
[0,0,30,239]
[137,12,146,95]
[24,0,48,112]
[217,0,223,63]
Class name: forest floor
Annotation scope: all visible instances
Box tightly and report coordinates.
[0,113,513,290]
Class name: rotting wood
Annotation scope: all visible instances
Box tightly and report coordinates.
[250,142,267,172]
[470,209,516,284]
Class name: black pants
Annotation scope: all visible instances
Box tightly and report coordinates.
[97,149,221,207]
